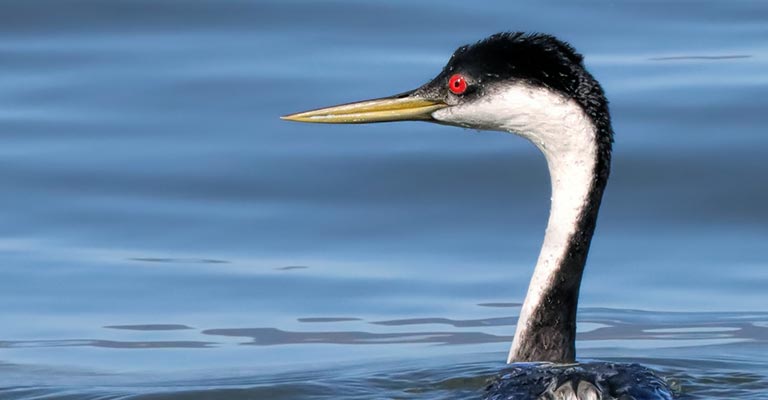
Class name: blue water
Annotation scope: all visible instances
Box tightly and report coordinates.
[1,1,767,399]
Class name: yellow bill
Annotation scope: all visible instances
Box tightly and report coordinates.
[281,94,448,124]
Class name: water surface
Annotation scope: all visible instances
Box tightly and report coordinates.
[1,1,767,398]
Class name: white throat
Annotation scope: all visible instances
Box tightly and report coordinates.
[433,84,600,363]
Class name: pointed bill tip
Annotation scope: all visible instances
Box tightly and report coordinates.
[279,113,304,122]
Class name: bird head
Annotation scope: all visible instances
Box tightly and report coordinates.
[282,32,609,145]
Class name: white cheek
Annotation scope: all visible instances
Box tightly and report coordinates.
[431,84,594,157]
[433,94,500,128]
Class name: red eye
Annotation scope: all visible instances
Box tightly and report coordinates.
[448,74,467,95]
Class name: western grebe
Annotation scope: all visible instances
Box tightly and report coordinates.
[283,32,673,400]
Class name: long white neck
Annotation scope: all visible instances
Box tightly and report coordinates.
[504,88,601,363]
[507,131,598,363]
[432,84,607,363]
